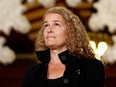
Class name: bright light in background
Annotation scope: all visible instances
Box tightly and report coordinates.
[97,42,108,59]
[90,41,96,52]
[89,41,108,60]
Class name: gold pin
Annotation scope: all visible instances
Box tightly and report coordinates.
[76,69,80,74]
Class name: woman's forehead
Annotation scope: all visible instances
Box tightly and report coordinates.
[44,13,65,22]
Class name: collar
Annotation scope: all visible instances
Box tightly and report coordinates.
[35,49,80,65]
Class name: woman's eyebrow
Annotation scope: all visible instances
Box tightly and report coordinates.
[53,20,60,22]
[53,20,63,24]
[43,21,48,24]
[43,20,62,23]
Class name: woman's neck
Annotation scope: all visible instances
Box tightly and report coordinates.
[49,49,67,64]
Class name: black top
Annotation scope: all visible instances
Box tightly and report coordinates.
[22,49,105,87]
[47,77,63,87]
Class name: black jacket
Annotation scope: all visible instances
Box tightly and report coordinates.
[22,50,105,87]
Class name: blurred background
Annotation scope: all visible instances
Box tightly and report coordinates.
[0,0,116,87]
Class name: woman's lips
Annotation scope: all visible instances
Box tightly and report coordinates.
[47,36,55,39]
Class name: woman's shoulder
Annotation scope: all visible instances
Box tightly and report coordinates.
[81,57,104,71]
[82,57,103,65]
[22,63,44,79]
[25,63,44,74]
[74,55,104,67]
[22,63,44,87]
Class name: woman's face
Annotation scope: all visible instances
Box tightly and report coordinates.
[43,13,67,50]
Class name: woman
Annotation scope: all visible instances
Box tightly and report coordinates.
[22,7,105,87]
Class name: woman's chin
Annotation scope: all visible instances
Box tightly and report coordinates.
[46,44,56,49]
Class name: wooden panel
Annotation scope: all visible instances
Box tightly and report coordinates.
[0,59,36,87]
[24,0,41,10]
[31,20,43,30]
[24,8,47,21]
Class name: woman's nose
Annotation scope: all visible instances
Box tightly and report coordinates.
[47,25,54,33]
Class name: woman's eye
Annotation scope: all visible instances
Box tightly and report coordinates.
[55,23,60,27]
[44,24,49,28]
